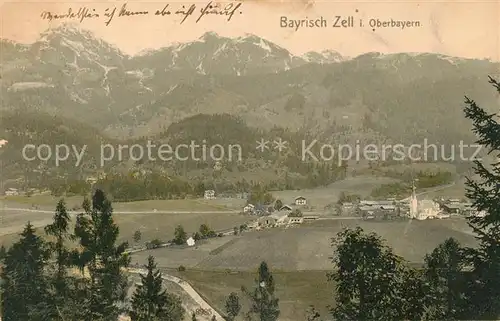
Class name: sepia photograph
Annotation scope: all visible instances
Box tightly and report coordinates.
[0,0,499,320]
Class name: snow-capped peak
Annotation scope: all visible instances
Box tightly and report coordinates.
[302,50,344,64]
[198,31,221,41]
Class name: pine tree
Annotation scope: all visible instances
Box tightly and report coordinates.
[463,76,500,318]
[45,199,89,320]
[130,255,184,321]
[73,189,131,320]
[242,261,280,321]
[225,292,241,321]
[44,199,71,295]
[0,222,52,321]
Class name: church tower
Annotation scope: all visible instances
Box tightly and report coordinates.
[409,181,418,219]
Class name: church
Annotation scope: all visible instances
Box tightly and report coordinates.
[409,184,441,220]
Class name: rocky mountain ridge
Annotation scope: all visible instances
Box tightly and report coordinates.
[1,24,499,143]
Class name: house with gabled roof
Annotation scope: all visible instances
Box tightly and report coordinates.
[279,205,293,211]
[295,196,307,206]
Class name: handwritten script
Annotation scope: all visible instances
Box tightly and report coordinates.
[40,2,243,26]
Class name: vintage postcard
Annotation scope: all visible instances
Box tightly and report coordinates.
[0,1,499,320]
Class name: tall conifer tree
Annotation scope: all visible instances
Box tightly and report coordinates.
[129,255,184,321]
[45,199,71,295]
[1,223,51,321]
[463,76,500,318]
[242,261,280,321]
[74,189,130,320]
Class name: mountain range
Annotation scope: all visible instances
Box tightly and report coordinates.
[1,23,499,145]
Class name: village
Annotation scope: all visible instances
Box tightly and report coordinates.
[200,185,485,238]
[0,185,485,255]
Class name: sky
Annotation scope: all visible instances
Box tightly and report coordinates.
[0,0,499,60]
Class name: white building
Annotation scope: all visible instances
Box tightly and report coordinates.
[259,211,297,227]
[295,196,307,206]
[204,190,216,200]
[243,204,255,213]
[408,184,441,220]
[186,237,195,247]
[417,200,441,220]
[5,188,18,196]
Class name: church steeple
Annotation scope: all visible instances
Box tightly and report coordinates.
[409,179,418,219]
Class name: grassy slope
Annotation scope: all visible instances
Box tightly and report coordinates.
[169,269,335,321]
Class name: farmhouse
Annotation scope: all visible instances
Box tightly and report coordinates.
[358,201,401,220]
[204,190,216,200]
[440,200,475,216]
[341,202,355,215]
[257,211,304,228]
[279,205,293,212]
[259,216,276,227]
[243,204,255,213]
[295,196,307,206]
[4,188,19,196]
[441,203,462,214]
[360,200,378,206]
[286,217,304,224]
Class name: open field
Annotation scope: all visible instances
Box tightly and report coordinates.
[131,218,477,271]
[272,175,401,209]
[0,210,251,248]
[167,269,335,321]
[195,219,477,270]
[113,212,250,244]
[1,195,84,209]
[131,236,239,268]
[1,195,246,211]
